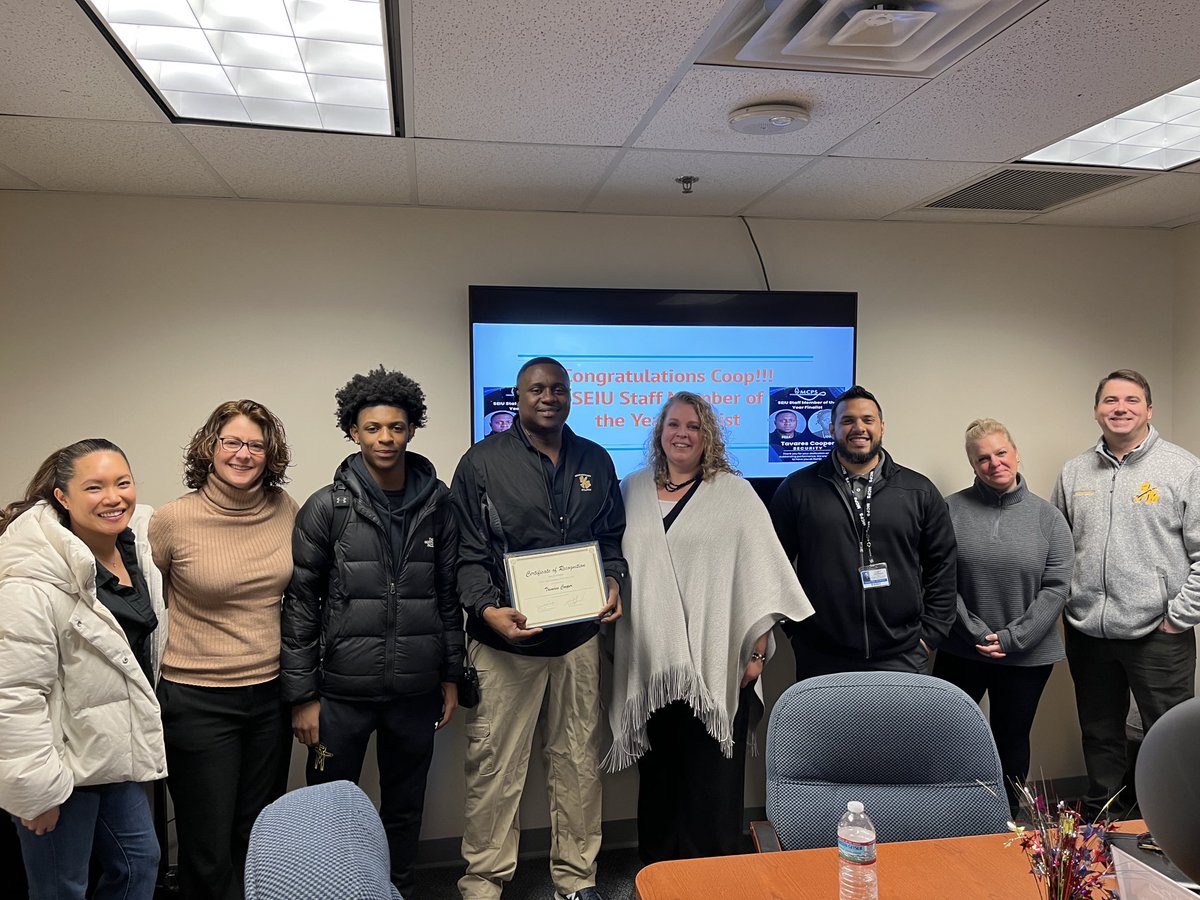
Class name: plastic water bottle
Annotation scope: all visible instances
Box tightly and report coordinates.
[838,800,878,900]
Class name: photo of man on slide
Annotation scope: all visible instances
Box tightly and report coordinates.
[479,387,519,442]
[768,406,806,463]
[488,411,513,434]
[769,410,799,444]
[808,408,832,439]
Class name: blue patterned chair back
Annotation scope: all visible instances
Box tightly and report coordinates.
[765,671,1010,850]
[245,780,403,900]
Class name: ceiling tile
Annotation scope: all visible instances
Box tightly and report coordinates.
[409,0,727,145]
[1031,172,1200,228]
[836,0,1200,163]
[586,149,808,217]
[180,126,412,204]
[0,0,164,122]
[2,1,1200,228]
[415,141,618,211]
[0,117,233,196]
[635,67,920,155]
[745,158,993,220]
[0,162,40,190]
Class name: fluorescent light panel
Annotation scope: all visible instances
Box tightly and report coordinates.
[1023,77,1200,171]
[88,0,393,135]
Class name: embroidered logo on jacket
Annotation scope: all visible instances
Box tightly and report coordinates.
[576,474,593,492]
[424,537,435,548]
[1134,482,1160,504]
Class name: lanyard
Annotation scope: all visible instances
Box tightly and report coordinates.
[842,466,875,565]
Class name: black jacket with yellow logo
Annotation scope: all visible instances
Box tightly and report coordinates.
[450,421,628,657]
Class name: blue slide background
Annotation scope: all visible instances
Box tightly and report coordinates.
[472,322,855,478]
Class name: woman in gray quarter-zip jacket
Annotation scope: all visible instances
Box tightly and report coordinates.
[933,419,1073,816]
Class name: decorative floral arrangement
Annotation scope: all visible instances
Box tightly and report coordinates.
[1006,783,1117,900]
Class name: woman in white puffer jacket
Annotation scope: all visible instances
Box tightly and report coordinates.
[0,438,166,900]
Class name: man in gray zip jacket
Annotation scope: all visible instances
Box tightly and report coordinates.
[1052,369,1199,816]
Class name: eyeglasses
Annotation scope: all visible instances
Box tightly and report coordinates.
[217,437,267,455]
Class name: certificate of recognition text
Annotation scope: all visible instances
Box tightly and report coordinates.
[503,541,608,629]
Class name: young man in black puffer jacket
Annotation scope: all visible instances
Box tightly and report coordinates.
[281,365,464,898]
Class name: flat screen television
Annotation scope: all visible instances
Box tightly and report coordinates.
[469,286,857,498]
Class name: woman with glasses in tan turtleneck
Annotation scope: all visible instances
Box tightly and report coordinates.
[149,400,297,900]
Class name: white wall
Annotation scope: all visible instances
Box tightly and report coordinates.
[0,192,1182,840]
[1171,223,1200,697]
[1174,223,1200,453]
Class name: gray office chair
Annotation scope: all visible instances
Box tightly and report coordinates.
[763,671,1010,850]
[1135,696,1200,881]
[245,781,403,900]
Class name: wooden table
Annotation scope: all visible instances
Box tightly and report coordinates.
[635,822,1144,900]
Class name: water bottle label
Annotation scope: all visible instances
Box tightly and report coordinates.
[838,835,876,864]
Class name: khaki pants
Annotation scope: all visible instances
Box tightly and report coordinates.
[458,638,603,899]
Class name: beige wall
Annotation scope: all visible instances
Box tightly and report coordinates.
[1174,223,1200,453]
[1171,223,1200,700]
[0,191,1184,840]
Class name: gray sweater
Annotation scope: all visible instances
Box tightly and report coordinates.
[1052,426,1200,639]
[941,477,1073,666]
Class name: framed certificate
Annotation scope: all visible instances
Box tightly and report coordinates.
[503,541,609,629]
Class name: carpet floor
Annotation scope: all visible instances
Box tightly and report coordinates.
[406,847,643,900]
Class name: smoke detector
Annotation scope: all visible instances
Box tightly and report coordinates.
[729,103,811,135]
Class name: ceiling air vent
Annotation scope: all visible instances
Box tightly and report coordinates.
[925,167,1140,212]
[700,0,1047,78]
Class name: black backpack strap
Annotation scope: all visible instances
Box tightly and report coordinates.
[330,483,351,543]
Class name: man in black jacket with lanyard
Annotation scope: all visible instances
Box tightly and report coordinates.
[451,357,626,900]
[769,385,956,680]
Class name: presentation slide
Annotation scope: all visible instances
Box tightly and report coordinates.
[472,322,854,479]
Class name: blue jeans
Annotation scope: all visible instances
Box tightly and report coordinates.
[13,781,159,900]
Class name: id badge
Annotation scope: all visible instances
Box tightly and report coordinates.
[860,562,890,590]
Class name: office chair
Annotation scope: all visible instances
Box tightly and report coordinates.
[245,781,403,900]
[761,671,1010,850]
[1135,696,1200,881]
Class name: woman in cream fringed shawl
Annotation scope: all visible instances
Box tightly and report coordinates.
[604,392,813,863]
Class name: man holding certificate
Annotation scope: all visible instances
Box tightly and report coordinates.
[451,357,627,900]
